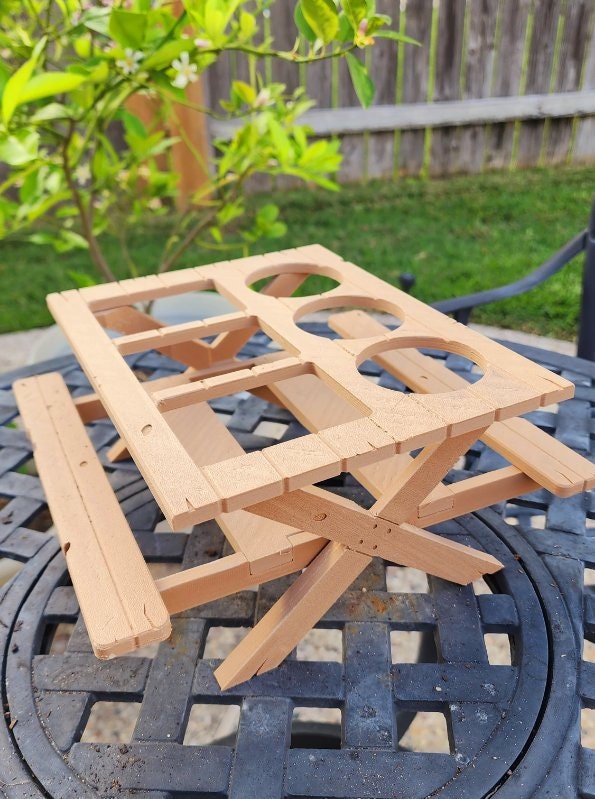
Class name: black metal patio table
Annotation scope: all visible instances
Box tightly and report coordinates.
[0,326,594,799]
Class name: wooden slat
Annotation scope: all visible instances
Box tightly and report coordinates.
[155,533,325,615]
[13,373,171,657]
[81,271,211,312]
[544,0,592,164]
[485,0,532,170]
[47,290,222,528]
[113,312,256,355]
[97,306,212,369]
[329,309,594,495]
[152,357,310,411]
[209,92,595,139]
[430,0,467,176]
[459,0,499,173]
[516,0,562,168]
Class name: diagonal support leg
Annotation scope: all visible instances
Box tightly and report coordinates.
[216,428,500,689]
[214,542,370,689]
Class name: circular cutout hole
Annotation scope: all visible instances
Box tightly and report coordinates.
[247,265,341,297]
[357,341,484,395]
[304,307,401,339]
[79,461,88,468]
[141,424,153,436]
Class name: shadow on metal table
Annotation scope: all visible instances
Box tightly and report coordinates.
[0,326,593,799]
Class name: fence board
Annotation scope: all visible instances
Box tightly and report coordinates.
[459,0,499,173]
[545,1,592,164]
[571,5,595,164]
[430,0,468,175]
[399,0,434,175]
[338,50,365,182]
[516,0,562,167]
[485,0,532,170]
[270,1,300,94]
[368,0,399,179]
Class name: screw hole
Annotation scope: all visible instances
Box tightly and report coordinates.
[79,461,87,467]
[141,424,153,436]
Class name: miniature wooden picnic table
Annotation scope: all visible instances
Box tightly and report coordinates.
[12,245,595,689]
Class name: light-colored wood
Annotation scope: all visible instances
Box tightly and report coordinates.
[49,245,577,531]
[329,309,594,494]
[113,311,256,355]
[155,534,325,615]
[162,399,316,574]
[247,485,501,582]
[417,466,540,526]
[42,244,595,685]
[47,290,222,528]
[13,373,171,658]
[214,542,370,689]
[97,306,212,369]
[372,428,487,524]
[152,356,310,411]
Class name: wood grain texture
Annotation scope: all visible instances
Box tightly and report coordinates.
[399,0,434,175]
[544,0,592,164]
[214,542,371,689]
[459,0,499,173]
[485,0,532,170]
[13,373,171,657]
[430,0,467,176]
[516,0,561,168]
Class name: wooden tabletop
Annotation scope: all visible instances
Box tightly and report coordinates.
[47,245,575,531]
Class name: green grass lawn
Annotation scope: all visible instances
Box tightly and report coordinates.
[0,165,592,338]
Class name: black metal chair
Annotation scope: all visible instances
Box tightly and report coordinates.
[403,197,595,361]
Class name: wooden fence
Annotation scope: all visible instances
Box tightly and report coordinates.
[206,0,595,181]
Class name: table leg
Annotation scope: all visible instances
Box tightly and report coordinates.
[214,542,370,689]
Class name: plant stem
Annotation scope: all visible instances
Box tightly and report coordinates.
[62,122,116,283]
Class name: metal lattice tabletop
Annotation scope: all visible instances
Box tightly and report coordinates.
[0,326,594,799]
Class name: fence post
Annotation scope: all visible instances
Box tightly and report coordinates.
[577,199,595,361]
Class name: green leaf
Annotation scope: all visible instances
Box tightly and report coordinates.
[2,37,46,125]
[232,80,256,105]
[143,40,190,70]
[0,129,39,165]
[301,0,339,44]
[109,9,147,49]
[81,8,111,36]
[337,12,355,42]
[31,102,70,122]
[342,0,367,31]
[373,30,420,45]
[239,10,256,39]
[346,52,374,107]
[118,108,147,139]
[294,2,317,42]
[19,72,87,105]
[68,270,96,287]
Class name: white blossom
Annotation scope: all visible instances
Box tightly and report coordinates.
[171,51,198,89]
[147,197,162,210]
[194,37,212,50]
[74,163,91,185]
[116,48,144,76]
[254,88,273,108]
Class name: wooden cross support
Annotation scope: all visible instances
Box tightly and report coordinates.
[12,245,595,689]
